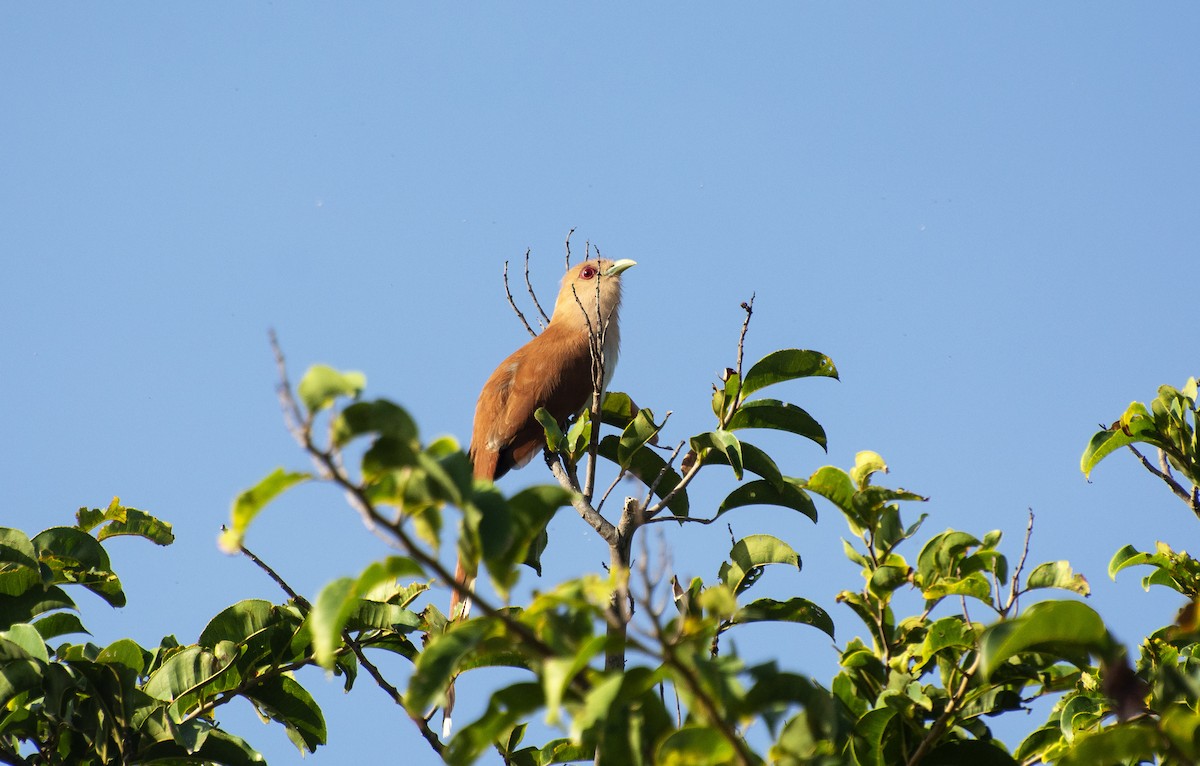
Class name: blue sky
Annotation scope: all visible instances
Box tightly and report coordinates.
[3,5,1198,763]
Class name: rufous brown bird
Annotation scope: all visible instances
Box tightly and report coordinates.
[442,257,635,738]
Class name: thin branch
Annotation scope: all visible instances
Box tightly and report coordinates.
[636,414,675,504]
[644,514,721,526]
[644,454,705,521]
[524,248,550,327]
[734,295,755,396]
[269,328,308,445]
[597,468,628,513]
[906,654,981,766]
[503,260,539,338]
[546,454,618,543]
[1128,444,1200,515]
[239,542,312,610]
[564,227,575,270]
[238,543,446,755]
[1004,510,1036,615]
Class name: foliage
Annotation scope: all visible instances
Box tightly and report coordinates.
[6,315,1197,764]
[0,499,324,764]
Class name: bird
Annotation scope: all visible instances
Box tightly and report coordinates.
[441,257,635,738]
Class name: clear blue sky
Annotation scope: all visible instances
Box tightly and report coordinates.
[3,5,1197,763]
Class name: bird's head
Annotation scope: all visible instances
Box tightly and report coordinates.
[550,258,636,330]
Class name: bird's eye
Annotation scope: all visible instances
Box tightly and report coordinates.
[579,266,597,280]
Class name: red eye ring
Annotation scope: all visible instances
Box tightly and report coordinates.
[579,266,597,279]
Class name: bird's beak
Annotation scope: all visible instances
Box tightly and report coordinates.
[604,259,637,277]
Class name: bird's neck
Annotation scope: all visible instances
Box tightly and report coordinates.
[547,304,622,389]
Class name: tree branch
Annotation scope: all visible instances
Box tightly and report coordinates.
[1003,510,1035,615]
[503,260,539,338]
[523,248,550,328]
[1128,444,1200,516]
[545,453,618,544]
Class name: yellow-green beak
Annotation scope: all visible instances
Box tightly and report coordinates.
[605,259,637,277]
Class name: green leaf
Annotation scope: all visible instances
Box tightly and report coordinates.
[716,478,817,522]
[408,619,494,713]
[332,399,418,447]
[806,466,856,519]
[137,726,267,765]
[920,571,992,602]
[617,408,662,468]
[74,498,175,545]
[917,530,982,584]
[598,435,689,517]
[31,527,124,607]
[726,399,827,450]
[0,585,75,629]
[726,597,835,640]
[311,556,426,669]
[565,409,592,457]
[979,601,1115,679]
[481,484,571,591]
[1026,561,1091,596]
[535,407,565,453]
[245,674,327,754]
[600,391,636,429]
[198,599,279,648]
[297,364,366,414]
[1056,720,1160,766]
[0,528,39,571]
[0,659,43,710]
[656,726,735,766]
[1108,544,1156,579]
[696,439,783,490]
[32,612,89,640]
[0,623,49,662]
[718,534,801,595]
[97,637,147,676]
[741,349,838,397]
[868,565,911,598]
[923,740,1018,766]
[690,430,744,481]
[220,468,311,552]
[444,682,545,766]
[849,451,887,489]
[542,634,606,726]
[1080,401,1167,479]
[851,706,898,766]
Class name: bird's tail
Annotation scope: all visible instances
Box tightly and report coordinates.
[442,554,477,739]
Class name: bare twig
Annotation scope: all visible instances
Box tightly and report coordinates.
[1128,444,1200,515]
[641,435,682,502]
[503,260,539,338]
[239,542,312,610]
[644,454,705,521]
[597,468,628,513]
[564,227,575,270]
[734,295,755,395]
[1004,510,1036,615]
[269,328,307,444]
[567,275,614,502]
[523,248,550,327]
